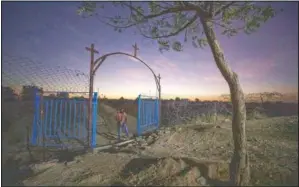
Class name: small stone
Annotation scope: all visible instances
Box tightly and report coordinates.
[127,143,133,148]
[197,176,207,185]
[139,146,146,150]
[135,137,142,142]
[146,137,155,145]
[165,130,171,134]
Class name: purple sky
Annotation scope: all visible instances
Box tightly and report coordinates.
[2,2,298,99]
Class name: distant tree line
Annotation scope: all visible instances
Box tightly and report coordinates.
[1,85,88,102]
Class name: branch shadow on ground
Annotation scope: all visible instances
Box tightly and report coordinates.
[100,146,138,155]
[97,132,118,141]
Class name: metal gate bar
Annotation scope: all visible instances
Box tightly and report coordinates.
[137,94,159,136]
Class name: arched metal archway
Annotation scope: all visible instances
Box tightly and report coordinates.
[93,52,161,95]
[85,43,161,144]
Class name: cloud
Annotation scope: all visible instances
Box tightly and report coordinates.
[151,59,178,71]
[117,67,153,81]
[233,58,278,79]
[149,57,180,79]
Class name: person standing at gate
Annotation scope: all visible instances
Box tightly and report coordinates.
[115,109,122,139]
[115,108,129,141]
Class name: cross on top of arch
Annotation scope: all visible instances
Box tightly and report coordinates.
[132,43,139,57]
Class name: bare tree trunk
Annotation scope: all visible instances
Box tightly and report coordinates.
[201,18,250,186]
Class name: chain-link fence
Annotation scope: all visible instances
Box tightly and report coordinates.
[159,93,232,126]
[2,53,89,94]
[2,53,90,159]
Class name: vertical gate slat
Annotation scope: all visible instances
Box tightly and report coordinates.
[31,89,40,145]
[49,100,53,137]
[59,100,62,134]
[64,99,67,136]
[68,99,72,138]
[44,100,49,138]
[77,101,81,139]
[54,100,58,137]
[92,92,98,148]
[73,99,77,138]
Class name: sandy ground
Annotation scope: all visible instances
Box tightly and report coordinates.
[2,114,297,186]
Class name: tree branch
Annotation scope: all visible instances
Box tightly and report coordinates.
[212,20,246,33]
[121,2,197,20]
[136,14,198,39]
[95,16,138,29]
[214,2,237,16]
[181,2,210,18]
[208,2,215,16]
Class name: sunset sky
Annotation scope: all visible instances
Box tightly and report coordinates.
[2,2,298,100]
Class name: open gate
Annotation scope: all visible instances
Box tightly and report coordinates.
[137,94,160,136]
[30,90,98,149]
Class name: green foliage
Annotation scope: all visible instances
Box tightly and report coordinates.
[2,86,18,101]
[77,2,281,52]
[57,92,69,98]
[21,85,43,101]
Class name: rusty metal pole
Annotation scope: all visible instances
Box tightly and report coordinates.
[157,74,161,127]
[88,66,94,148]
[86,44,99,148]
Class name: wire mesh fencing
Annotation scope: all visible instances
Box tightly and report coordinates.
[160,94,232,126]
[2,53,89,94]
[2,53,90,152]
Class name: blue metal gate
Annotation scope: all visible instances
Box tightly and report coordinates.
[137,94,159,136]
[30,90,98,149]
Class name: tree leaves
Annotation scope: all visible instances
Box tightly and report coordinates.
[172,41,183,51]
[77,1,99,16]
[218,2,279,36]
[77,2,280,51]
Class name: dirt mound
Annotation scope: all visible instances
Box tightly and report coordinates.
[138,124,233,159]
[117,157,209,186]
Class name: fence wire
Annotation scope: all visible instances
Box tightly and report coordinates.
[2,53,89,94]
[160,99,232,126]
[2,53,91,154]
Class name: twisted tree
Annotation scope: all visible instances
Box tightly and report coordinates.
[77,2,281,185]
